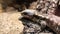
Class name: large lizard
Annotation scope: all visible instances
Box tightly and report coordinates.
[21,9,60,34]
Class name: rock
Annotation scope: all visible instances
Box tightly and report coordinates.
[39,33,53,34]
[0,12,24,34]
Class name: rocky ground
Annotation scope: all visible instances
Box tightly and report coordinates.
[0,7,24,34]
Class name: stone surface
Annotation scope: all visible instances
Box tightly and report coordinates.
[0,12,24,34]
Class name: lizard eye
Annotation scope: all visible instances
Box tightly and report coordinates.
[22,12,28,15]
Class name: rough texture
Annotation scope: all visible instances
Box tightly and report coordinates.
[0,0,60,34]
[0,12,24,34]
[21,8,60,34]
[20,18,55,34]
[36,0,60,34]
